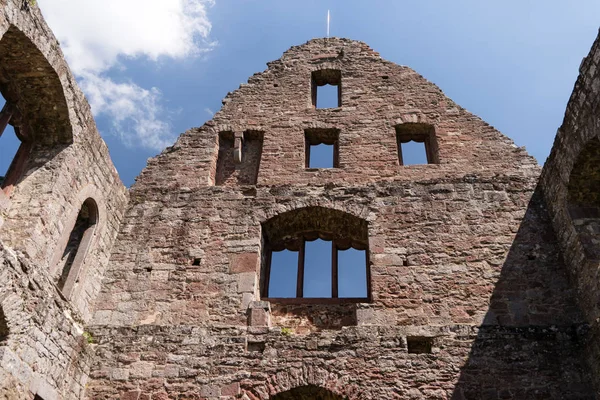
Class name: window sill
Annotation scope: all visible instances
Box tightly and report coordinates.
[305,167,338,172]
[263,297,370,305]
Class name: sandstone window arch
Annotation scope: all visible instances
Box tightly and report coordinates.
[270,385,348,400]
[54,198,98,297]
[261,207,370,303]
[0,26,72,197]
[567,137,600,260]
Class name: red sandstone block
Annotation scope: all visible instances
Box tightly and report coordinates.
[249,308,269,327]
[120,389,140,400]
[229,252,258,273]
[221,382,240,396]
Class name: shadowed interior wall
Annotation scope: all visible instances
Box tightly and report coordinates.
[539,29,600,394]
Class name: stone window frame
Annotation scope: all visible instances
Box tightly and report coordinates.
[304,128,340,169]
[311,68,342,109]
[50,197,99,298]
[263,234,370,304]
[214,129,264,185]
[261,207,371,305]
[395,123,440,165]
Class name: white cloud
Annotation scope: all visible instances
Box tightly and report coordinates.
[39,0,216,150]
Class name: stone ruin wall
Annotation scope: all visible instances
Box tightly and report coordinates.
[86,38,594,399]
[0,1,128,399]
[0,1,598,398]
[539,28,600,394]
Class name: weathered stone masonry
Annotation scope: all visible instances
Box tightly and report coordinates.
[87,38,594,399]
[0,1,127,398]
[539,28,600,394]
[1,1,600,399]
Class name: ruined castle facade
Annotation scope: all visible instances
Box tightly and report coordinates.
[1,1,600,399]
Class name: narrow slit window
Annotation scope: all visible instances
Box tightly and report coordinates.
[396,123,439,165]
[311,69,342,109]
[305,128,339,169]
[0,306,8,343]
[55,198,98,297]
[268,249,299,298]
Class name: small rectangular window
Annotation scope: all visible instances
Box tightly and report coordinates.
[407,336,434,354]
[311,69,342,109]
[215,130,264,185]
[399,140,428,165]
[305,128,339,169]
[396,123,439,165]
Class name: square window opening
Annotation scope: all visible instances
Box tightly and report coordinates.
[305,128,340,169]
[399,140,428,165]
[396,123,439,165]
[407,336,434,354]
[311,69,342,109]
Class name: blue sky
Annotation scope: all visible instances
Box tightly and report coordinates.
[7,0,598,187]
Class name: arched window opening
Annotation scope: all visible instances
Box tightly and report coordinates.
[270,385,347,400]
[0,26,73,196]
[262,207,370,303]
[56,198,98,297]
[396,123,439,165]
[0,97,31,194]
[567,137,600,259]
[0,306,8,343]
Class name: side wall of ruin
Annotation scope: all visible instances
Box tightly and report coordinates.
[540,28,600,394]
[0,1,128,399]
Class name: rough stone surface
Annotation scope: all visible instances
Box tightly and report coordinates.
[0,2,600,399]
[0,1,127,398]
[86,38,594,399]
[539,27,600,395]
